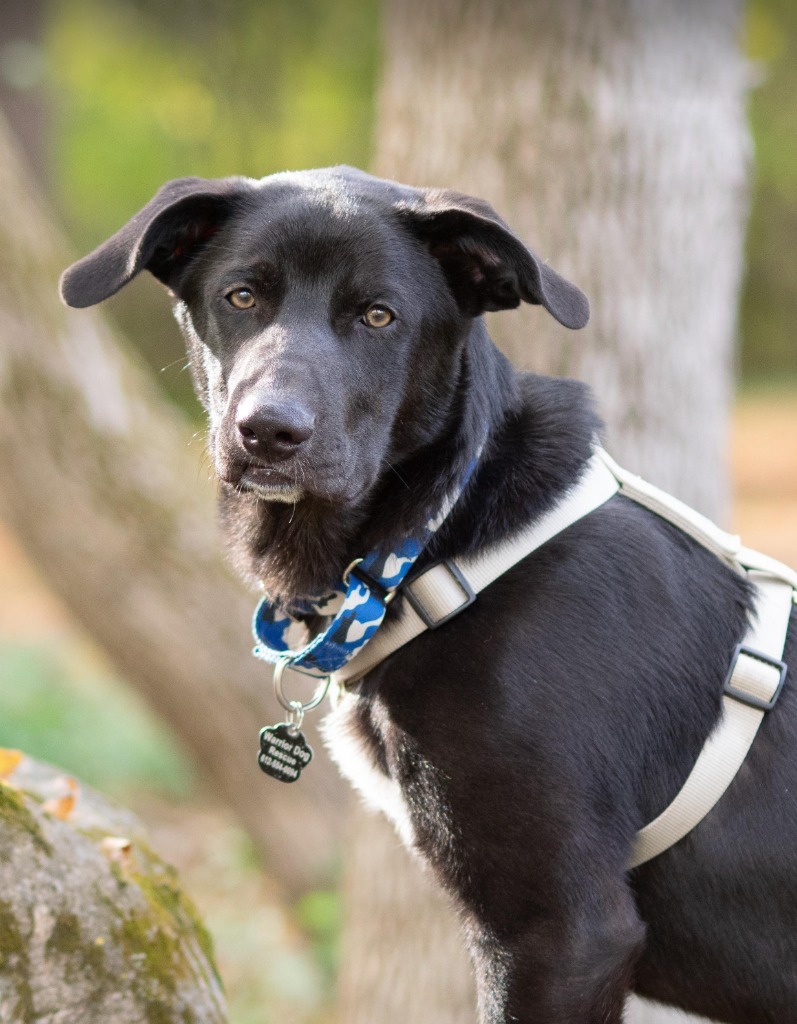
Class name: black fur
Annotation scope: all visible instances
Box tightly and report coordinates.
[61,166,797,1024]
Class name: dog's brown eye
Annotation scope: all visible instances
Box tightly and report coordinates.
[227,288,255,309]
[363,305,394,328]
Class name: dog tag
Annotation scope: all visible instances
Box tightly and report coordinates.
[258,723,313,783]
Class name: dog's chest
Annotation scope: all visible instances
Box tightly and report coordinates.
[321,692,417,850]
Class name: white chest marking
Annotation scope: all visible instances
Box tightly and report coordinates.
[321,694,417,850]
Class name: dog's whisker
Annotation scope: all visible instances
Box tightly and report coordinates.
[385,461,411,490]
[159,355,190,373]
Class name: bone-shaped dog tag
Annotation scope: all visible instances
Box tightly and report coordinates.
[258,723,313,783]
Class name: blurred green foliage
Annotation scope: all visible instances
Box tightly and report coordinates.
[192,824,333,1024]
[36,0,796,395]
[294,888,341,985]
[0,639,195,798]
[45,0,379,410]
[48,0,377,243]
[743,0,797,384]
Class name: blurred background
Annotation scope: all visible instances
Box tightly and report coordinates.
[0,2,794,1022]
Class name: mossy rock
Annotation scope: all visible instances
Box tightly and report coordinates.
[0,755,226,1024]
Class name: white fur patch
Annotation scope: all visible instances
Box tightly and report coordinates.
[248,484,305,504]
[321,695,416,850]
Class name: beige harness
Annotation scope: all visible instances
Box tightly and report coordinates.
[332,449,796,869]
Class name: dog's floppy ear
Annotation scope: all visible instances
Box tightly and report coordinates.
[60,176,254,308]
[396,188,589,329]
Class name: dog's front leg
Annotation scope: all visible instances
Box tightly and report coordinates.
[463,878,645,1024]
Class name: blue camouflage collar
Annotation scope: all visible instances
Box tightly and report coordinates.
[252,440,484,678]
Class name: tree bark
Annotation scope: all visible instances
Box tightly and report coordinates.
[374,0,749,521]
[0,0,49,187]
[337,803,476,1024]
[0,108,346,896]
[0,752,226,1023]
[339,2,749,1022]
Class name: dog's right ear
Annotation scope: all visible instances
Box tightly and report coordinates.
[60,176,254,308]
[395,188,589,329]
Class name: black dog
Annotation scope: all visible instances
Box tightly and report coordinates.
[61,167,796,1024]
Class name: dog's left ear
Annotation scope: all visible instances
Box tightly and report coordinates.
[397,189,589,329]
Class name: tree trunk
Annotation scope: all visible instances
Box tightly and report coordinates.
[339,1,749,1022]
[0,0,49,187]
[0,108,346,896]
[374,0,749,521]
[337,803,476,1024]
[0,751,226,1023]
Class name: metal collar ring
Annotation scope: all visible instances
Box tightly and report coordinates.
[273,656,331,715]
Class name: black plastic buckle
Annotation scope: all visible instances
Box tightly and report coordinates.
[723,643,788,711]
[402,559,476,629]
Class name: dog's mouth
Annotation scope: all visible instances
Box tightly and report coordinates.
[227,462,305,504]
[216,444,367,508]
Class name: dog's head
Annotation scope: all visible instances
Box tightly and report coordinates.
[61,167,588,593]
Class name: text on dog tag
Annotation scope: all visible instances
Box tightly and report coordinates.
[258,723,313,783]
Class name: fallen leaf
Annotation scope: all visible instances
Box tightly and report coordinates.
[42,777,80,821]
[0,749,23,780]
[100,836,133,862]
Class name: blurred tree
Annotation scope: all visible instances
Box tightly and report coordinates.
[338,2,749,1023]
[0,0,48,184]
[0,107,346,898]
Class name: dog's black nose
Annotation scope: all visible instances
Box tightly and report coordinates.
[236,396,315,462]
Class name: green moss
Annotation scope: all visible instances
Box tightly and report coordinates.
[143,999,178,1024]
[120,913,180,993]
[0,783,52,857]
[106,841,222,1021]
[117,910,192,1024]
[133,864,218,979]
[107,836,218,985]
[0,901,25,960]
[0,806,219,1022]
[0,900,34,1023]
[46,911,82,957]
[45,911,107,984]
[0,820,219,1022]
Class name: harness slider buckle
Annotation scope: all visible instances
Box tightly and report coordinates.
[722,643,788,711]
[402,559,476,629]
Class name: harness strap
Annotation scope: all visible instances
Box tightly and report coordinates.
[596,449,745,570]
[628,572,793,867]
[331,450,621,687]
[331,447,796,869]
